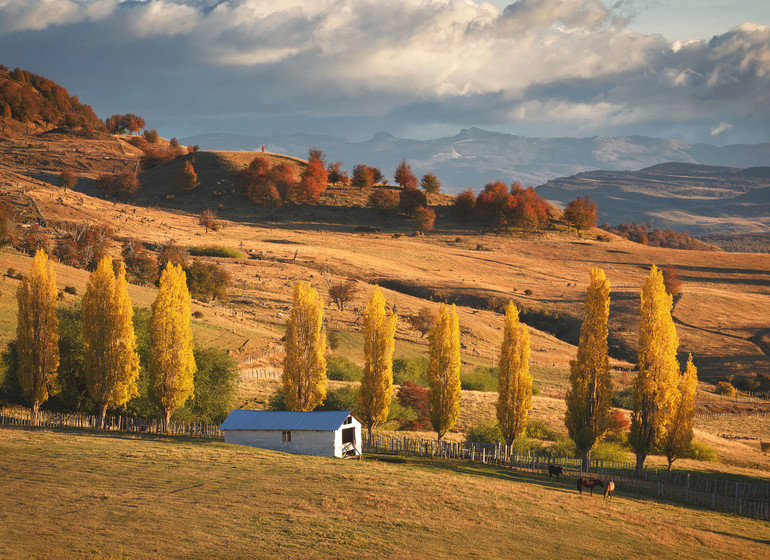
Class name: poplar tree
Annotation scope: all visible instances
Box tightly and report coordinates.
[630,264,680,476]
[283,282,327,411]
[358,286,397,439]
[427,303,461,445]
[150,263,196,428]
[82,256,140,429]
[496,302,533,453]
[662,354,698,472]
[565,267,613,472]
[16,249,59,424]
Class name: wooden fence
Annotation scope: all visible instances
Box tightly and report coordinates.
[696,411,770,419]
[0,407,224,439]
[363,433,770,521]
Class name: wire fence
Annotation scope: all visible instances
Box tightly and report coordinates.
[363,433,770,520]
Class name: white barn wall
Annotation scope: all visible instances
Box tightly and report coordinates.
[225,429,337,457]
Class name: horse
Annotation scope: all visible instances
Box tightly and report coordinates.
[548,465,564,481]
[604,481,615,499]
[577,478,604,496]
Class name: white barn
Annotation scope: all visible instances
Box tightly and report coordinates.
[219,409,362,458]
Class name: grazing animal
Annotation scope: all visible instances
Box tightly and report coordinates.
[604,481,615,499]
[548,465,564,481]
[577,478,604,496]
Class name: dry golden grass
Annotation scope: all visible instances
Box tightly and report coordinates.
[1,427,768,560]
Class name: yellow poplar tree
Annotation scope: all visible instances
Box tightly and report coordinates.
[565,267,613,472]
[16,249,59,425]
[150,263,196,428]
[630,264,680,476]
[358,286,397,439]
[83,256,141,429]
[496,301,533,453]
[283,282,327,411]
[662,354,698,472]
[427,303,461,444]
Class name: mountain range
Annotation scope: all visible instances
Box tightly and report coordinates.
[180,128,770,192]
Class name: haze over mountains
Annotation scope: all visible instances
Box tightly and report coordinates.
[181,128,770,192]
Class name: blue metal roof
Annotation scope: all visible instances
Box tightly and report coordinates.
[220,409,353,431]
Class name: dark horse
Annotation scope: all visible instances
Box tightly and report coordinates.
[548,465,564,481]
[577,478,604,496]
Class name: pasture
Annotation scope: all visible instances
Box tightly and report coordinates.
[1,427,769,560]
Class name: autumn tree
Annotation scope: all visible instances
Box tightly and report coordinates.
[156,241,188,274]
[176,160,199,192]
[297,148,328,202]
[453,188,476,220]
[368,188,399,214]
[283,282,327,411]
[122,238,157,284]
[16,249,59,424]
[662,266,683,297]
[199,209,217,233]
[420,173,441,194]
[238,155,271,200]
[327,161,345,185]
[427,303,461,444]
[563,196,597,236]
[662,354,698,472]
[410,307,435,338]
[475,181,515,228]
[496,302,532,452]
[150,263,196,428]
[512,185,550,232]
[270,163,295,202]
[398,186,427,217]
[394,158,418,189]
[351,164,375,190]
[82,257,140,428]
[565,267,613,471]
[358,286,398,438]
[630,264,680,477]
[414,205,436,233]
[328,278,358,311]
[58,170,76,192]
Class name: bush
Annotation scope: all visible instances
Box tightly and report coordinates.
[466,420,504,444]
[591,442,630,462]
[192,310,204,319]
[548,437,577,457]
[526,419,559,441]
[315,386,360,416]
[393,357,428,386]
[460,366,498,391]
[327,329,341,351]
[386,400,417,426]
[63,285,77,295]
[396,381,430,430]
[326,355,363,382]
[512,437,543,453]
[188,245,244,258]
[682,440,719,462]
[612,387,634,409]
[173,346,239,423]
[715,381,737,396]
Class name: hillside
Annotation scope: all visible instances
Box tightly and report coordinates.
[180,128,770,192]
[2,428,768,560]
[536,163,770,235]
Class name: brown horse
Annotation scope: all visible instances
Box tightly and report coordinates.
[604,481,615,499]
[577,478,604,496]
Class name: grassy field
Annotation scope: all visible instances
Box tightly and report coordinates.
[1,427,768,560]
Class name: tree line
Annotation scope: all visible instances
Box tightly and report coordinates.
[2,250,237,428]
[283,263,696,476]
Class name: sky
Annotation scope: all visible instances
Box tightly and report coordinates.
[0,0,768,144]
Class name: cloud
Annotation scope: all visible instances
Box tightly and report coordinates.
[0,0,767,142]
[710,122,733,136]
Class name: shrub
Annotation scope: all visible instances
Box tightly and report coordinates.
[393,357,428,386]
[396,381,430,430]
[63,286,77,295]
[591,442,630,462]
[6,267,16,278]
[460,366,498,392]
[327,329,341,351]
[315,386,360,416]
[612,387,634,409]
[682,440,719,462]
[715,381,737,396]
[326,355,363,382]
[466,420,504,444]
[188,245,244,258]
[548,437,577,457]
[512,437,543,453]
[192,310,204,319]
[526,419,559,441]
[186,261,231,302]
[368,188,399,214]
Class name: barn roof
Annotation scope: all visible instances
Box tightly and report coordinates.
[220,409,354,431]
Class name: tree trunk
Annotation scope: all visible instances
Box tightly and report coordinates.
[97,402,108,429]
[635,452,647,478]
[667,456,674,473]
[164,409,172,433]
[367,423,373,441]
[581,448,591,473]
[31,401,40,427]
